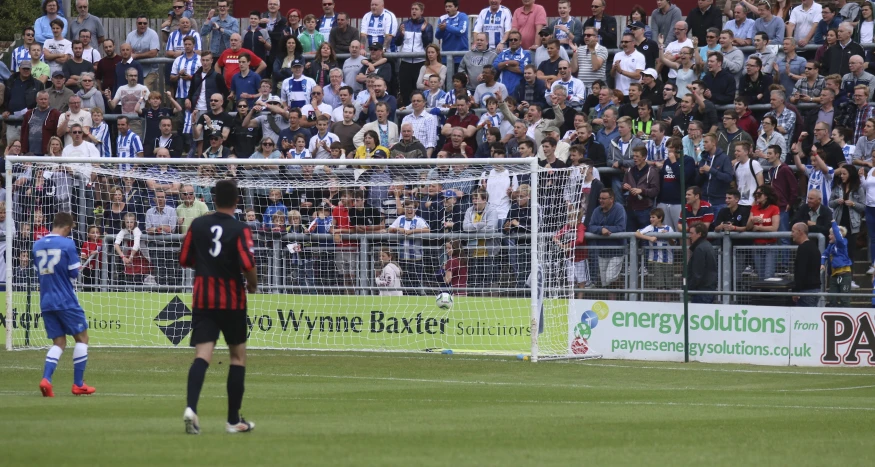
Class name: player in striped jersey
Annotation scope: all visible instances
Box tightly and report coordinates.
[473,1,512,52]
[116,115,144,172]
[634,207,675,302]
[180,179,258,434]
[360,0,398,50]
[36,212,96,397]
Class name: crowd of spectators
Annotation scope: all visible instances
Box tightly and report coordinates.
[3,0,875,304]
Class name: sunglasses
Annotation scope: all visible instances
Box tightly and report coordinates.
[71,131,83,134]
[237,105,248,108]
[583,33,595,37]
[183,192,195,196]
[174,5,184,9]
[508,38,520,42]
[805,67,816,70]
[137,22,148,25]
[210,99,221,102]
[82,79,93,82]
[263,142,275,146]
[24,33,34,37]
[620,41,631,44]
[558,67,569,70]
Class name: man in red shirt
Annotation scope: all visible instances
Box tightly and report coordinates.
[442,94,479,148]
[332,189,356,295]
[215,33,266,89]
[438,126,474,158]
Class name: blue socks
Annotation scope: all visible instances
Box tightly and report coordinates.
[73,343,88,387]
[43,345,63,382]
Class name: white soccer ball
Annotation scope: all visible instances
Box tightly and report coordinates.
[436,292,454,310]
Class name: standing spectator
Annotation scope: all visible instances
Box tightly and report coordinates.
[62,41,92,92]
[329,13,359,56]
[733,141,764,207]
[437,0,469,65]
[360,0,398,50]
[20,91,60,156]
[793,60,825,104]
[459,34,499,96]
[230,53,261,108]
[822,221,852,307]
[46,71,73,111]
[813,4,842,46]
[651,0,683,45]
[622,146,660,231]
[718,110,754,160]
[401,92,438,157]
[755,115,787,167]
[115,116,144,170]
[354,102,398,147]
[511,0,547,51]
[793,189,834,239]
[493,30,530,98]
[630,21,659,70]
[791,223,823,307]
[126,16,161,92]
[823,23,862,77]
[474,0,513,52]
[442,240,468,294]
[375,248,403,296]
[57,94,91,146]
[416,45,447,91]
[549,0,583,53]
[162,1,194,41]
[829,165,865,284]
[660,22,694,84]
[331,103,362,155]
[34,0,67,45]
[389,199,430,294]
[588,188,626,292]
[2,61,44,144]
[749,33,776,76]
[696,133,733,212]
[745,185,781,280]
[611,34,645,95]
[112,43,144,96]
[216,34,266,90]
[94,39,121,92]
[608,116,645,204]
[688,221,717,303]
[583,0,618,49]
[298,14,325,55]
[787,0,823,47]
[635,207,675,302]
[739,57,773,105]
[862,164,875,272]
[201,0,238,56]
[144,189,177,285]
[12,27,39,73]
[574,27,608,93]
[463,190,499,296]
[280,59,316,110]
[43,19,72,77]
[655,141,696,229]
[713,188,750,235]
[242,11,271,66]
[702,52,736,106]
[687,0,723,45]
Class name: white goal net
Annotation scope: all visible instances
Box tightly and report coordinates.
[3,156,601,361]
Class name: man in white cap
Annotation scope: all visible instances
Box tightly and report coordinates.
[640,68,665,105]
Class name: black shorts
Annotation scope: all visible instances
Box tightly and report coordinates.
[190,309,248,346]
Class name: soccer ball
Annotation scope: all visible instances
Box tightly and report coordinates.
[436,292,454,310]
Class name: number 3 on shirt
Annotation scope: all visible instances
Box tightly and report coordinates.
[35,249,62,275]
[209,225,223,257]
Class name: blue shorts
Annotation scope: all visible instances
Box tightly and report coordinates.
[42,308,88,340]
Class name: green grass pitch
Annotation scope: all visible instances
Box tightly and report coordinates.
[1,349,874,466]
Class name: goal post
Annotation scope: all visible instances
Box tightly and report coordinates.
[4,155,601,361]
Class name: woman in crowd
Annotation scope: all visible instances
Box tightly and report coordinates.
[830,164,865,288]
[582,80,605,116]
[747,184,781,281]
[860,164,875,274]
[815,29,837,66]
[755,115,787,165]
[76,72,104,113]
[623,6,652,39]
[416,44,447,91]
[855,3,875,44]
[307,42,338,88]
[682,120,705,162]
[354,130,390,163]
[275,32,303,82]
[103,186,128,234]
[661,47,698,98]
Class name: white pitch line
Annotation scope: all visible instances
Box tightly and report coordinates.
[776,385,875,392]
[578,361,875,377]
[0,390,869,413]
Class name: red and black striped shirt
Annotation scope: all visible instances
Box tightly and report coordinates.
[180,212,256,311]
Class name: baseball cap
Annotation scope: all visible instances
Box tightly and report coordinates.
[369,42,383,51]
[209,133,223,140]
[266,96,282,105]
[629,21,646,30]
[52,71,65,78]
[539,26,553,37]
[372,148,389,159]
[543,125,561,135]
[443,190,457,198]
[19,60,32,69]
[291,58,304,67]
[641,68,658,79]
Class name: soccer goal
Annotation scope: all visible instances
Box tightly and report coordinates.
[3,155,601,362]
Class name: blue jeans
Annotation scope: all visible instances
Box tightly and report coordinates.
[626,208,651,232]
[778,210,791,266]
[710,203,727,214]
[866,206,875,264]
[612,177,625,206]
[508,240,531,288]
[753,248,776,280]
[796,288,820,307]
[692,293,715,303]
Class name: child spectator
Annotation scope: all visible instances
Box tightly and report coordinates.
[139,91,182,157]
[287,209,315,287]
[375,247,403,296]
[12,249,35,292]
[388,200,431,294]
[244,209,261,231]
[80,224,102,290]
[424,75,447,109]
[634,208,675,302]
[271,211,288,233]
[113,212,150,285]
[308,115,339,160]
[32,210,50,241]
[298,14,325,54]
[477,98,505,144]
[554,210,589,298]
[263,188,289,228]
[442,240,468,295]
[822,221,852,307]
[474,127,501,159]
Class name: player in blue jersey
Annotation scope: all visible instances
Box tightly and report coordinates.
[35,212,95,397]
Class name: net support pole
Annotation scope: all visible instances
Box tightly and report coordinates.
[529,157,540,363]
[5,166,13,350]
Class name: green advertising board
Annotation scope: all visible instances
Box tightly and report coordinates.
[1,293,561,354]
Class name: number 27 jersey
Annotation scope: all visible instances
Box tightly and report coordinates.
[180,212,256,311]
[33,234,83,312]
